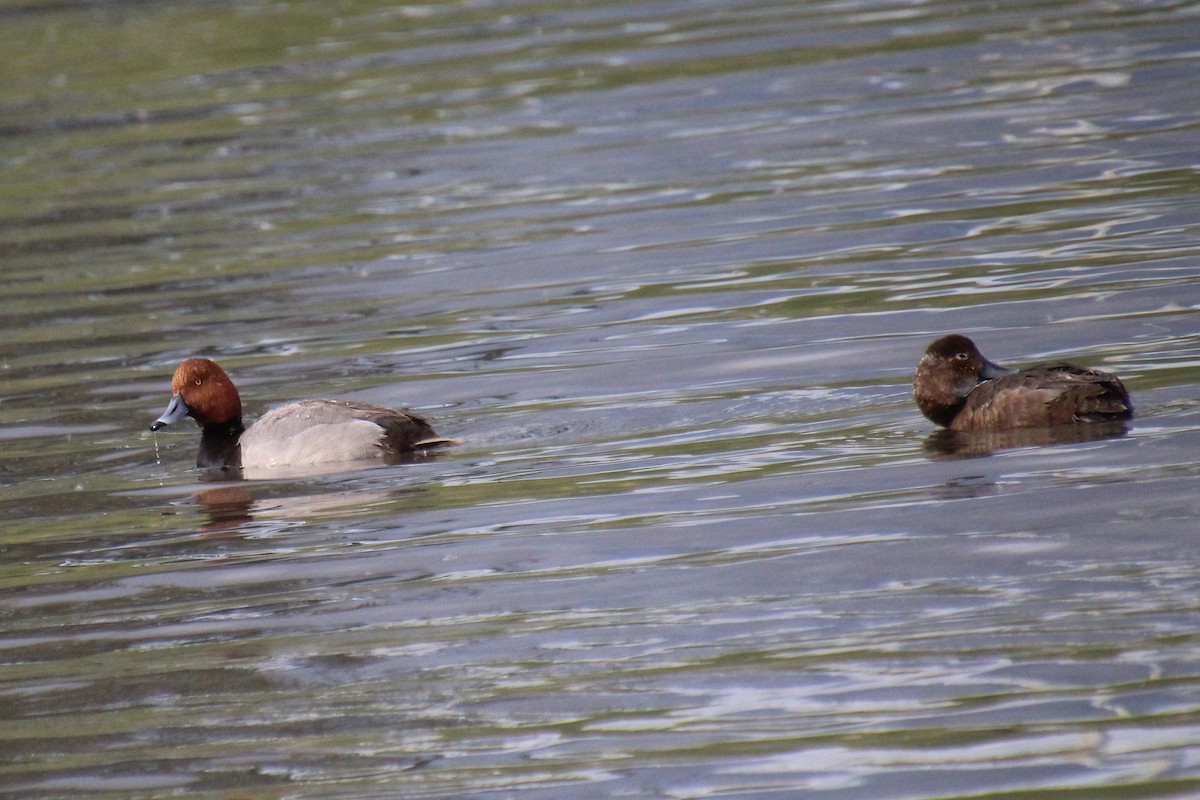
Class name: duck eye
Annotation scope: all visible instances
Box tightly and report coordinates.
[955,352,969,361]
[194,378,203,386]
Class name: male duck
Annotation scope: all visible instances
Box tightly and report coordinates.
[151,358,453,469]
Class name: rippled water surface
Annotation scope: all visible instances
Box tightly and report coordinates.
[4,0,1200,797]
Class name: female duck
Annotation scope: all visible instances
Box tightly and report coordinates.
[151,358,453,470]
[913,334,1132,431]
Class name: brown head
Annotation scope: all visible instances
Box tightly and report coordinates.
[913,334,1013,427]
[151,358,243,430]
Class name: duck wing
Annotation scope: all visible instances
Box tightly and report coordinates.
[296,399,456,453]
[248,399,455,457]
[959,364,1132,429]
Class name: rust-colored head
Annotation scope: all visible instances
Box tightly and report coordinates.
[151,358,243,430]
[913,335,1012,427]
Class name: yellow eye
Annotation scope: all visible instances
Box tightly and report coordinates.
[194,378,203,385]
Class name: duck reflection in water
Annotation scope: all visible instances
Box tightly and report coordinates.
[189,482,431,535]
[913,334,1132,456]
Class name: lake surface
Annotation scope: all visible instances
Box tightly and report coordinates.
[4,0,1200,797]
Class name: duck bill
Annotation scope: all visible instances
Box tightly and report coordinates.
[979,358,1014,381]
[151,394,192,431]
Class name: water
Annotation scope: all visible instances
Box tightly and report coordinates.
[4,0,1200,797]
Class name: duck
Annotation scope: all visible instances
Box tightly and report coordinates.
[913,334,1132,431]
[150,358,454,470]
